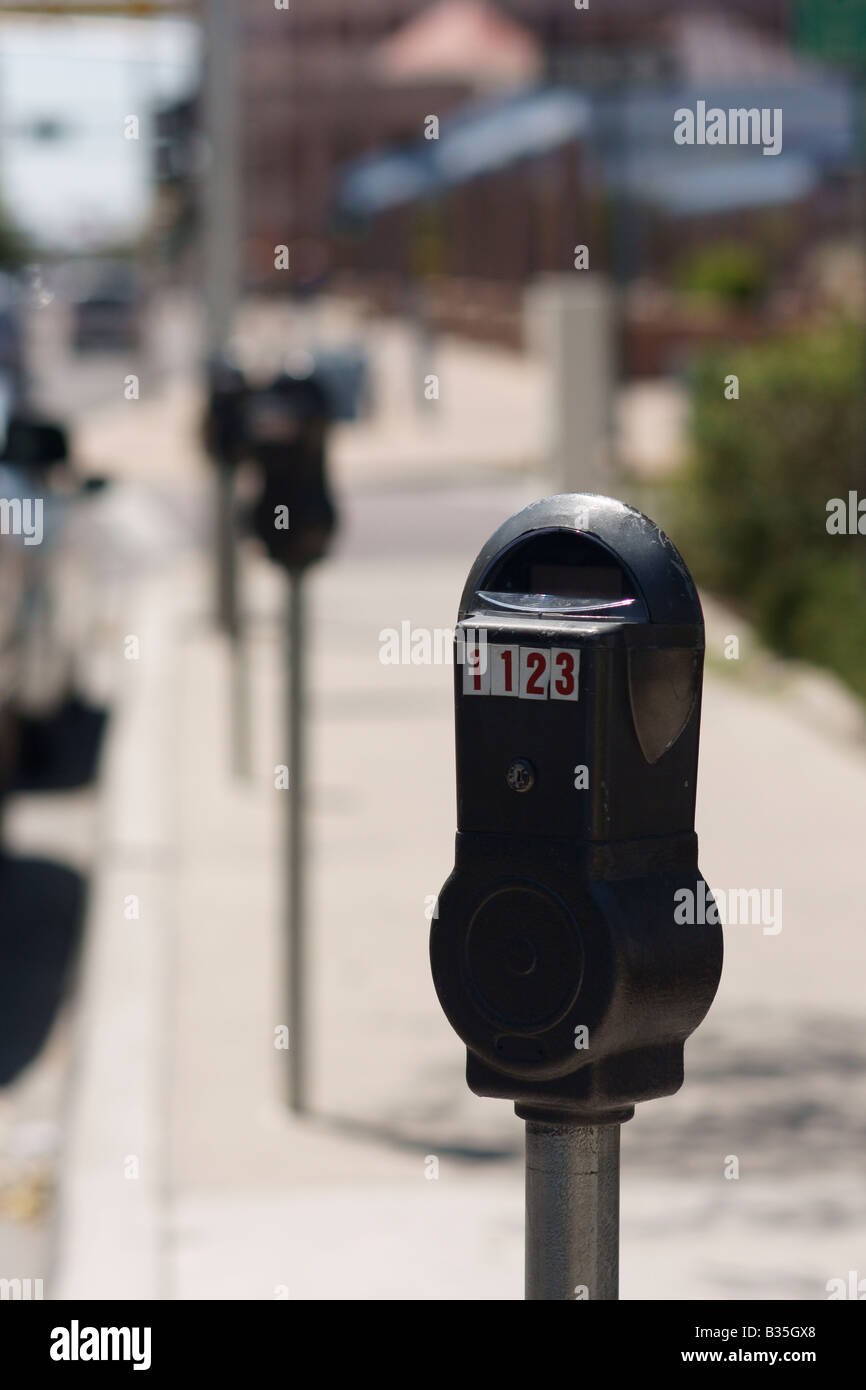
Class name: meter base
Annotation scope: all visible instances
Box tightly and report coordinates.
[467,1040,688,1128]
[516,1103,632,1127]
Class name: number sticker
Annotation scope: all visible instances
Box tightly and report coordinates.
[491,645,519,696]
[463,644,580,702]
[519,648,550,699]
[550,648,580,702]
[462,641,490,695]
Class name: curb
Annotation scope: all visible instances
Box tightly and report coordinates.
[52,580,176,1299]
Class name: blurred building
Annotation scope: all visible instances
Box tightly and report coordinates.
[150,0,851,356]
[240,0,539,289]
[340,26,851,226]
[332,8,855,368]
[227,0,797,289]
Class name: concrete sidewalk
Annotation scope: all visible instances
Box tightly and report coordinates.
[51,474,866,1301]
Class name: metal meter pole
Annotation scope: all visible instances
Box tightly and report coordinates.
[203,0,240,621]
[203,0,249,776]
[287,569,307,1113]
[525,1121,620,1301]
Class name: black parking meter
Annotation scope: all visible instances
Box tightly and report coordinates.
[2,415,69,477]
[202,356,248,468]
[430,494,722,1129]
[244,366,338,1113]
[247,368,337,572]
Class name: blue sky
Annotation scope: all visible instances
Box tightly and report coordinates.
[0,17,199,250]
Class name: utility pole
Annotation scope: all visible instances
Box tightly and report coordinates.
[201,0,249,776]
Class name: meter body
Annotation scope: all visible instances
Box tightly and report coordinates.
[247,369,336,572]
[430,494,722,1125]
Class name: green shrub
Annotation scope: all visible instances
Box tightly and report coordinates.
[673,323,866,698]
[673,241,769,306]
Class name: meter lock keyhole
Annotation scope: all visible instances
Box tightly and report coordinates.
[506,758,535,793]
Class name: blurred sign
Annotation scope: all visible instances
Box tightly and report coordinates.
[795,0,866,65]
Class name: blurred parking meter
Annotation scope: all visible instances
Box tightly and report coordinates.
[3,414,69,474]
[430,494,722,1300]
[248,369,336,569]
[247,367,337,1113]
[202,357,250,776]
[203,356,248,473]
[203,356,247,624]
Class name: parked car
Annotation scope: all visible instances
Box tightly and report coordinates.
[70,260,144,352]
[0,271,27,398]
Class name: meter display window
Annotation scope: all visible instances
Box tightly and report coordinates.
[475,531,645,618]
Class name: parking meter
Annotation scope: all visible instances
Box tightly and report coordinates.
[204,355,249,650]
[430,494,722,1130]
[244,367,338,1113]
[247,368,337,573]
[2,415,69,477]
[202,356,248,469]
